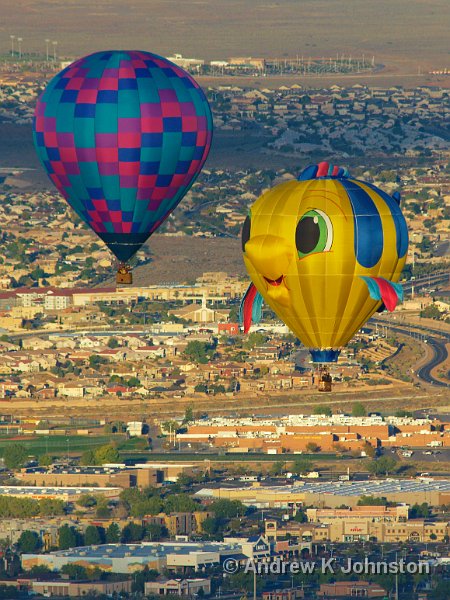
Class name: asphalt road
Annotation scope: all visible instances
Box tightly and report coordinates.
[416,338,449,386]
[370,318,449,388]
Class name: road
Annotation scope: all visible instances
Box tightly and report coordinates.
[370,318,449,388]
[416,339,449,387]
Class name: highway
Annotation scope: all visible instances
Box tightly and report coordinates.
[370,318,449,388]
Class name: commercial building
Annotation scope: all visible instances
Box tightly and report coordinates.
[178,413,449,452]
[0,485,121,502]
[30,579,132,598]
[16,462,206,488]
[266,512,449,544]
[317,581,387,598]
[22,541,248,574]
[196,478,450,508]
[306,505,410,523]
[145,577,211,597]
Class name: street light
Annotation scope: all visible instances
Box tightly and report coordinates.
[17,37,23,59]
[10,35,15,57]
[52,40,58,61]
[45,39,50,62]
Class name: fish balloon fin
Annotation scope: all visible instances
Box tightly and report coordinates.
[360,276,403,312]
[239,283,263,333]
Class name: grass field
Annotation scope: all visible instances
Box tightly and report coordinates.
[0,434,117,458]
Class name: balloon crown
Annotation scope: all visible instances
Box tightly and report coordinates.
[298,161,350,180]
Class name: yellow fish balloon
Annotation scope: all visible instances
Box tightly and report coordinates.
[240,162,409,363]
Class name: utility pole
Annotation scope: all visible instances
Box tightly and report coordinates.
[395,552,399,600]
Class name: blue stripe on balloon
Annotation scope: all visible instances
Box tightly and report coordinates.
[141,133,163,147]
[181,132,197,145]
[86,187,104,199]
[140,161,160,175]
[47,148,61,160]
[362,181,409,259]
[61,90,78,103]
[75,104,96,118]
[97,90,118,103]
[163,117,182,132]
[119,148,140,162]
[340,179,383,268]
[119,79,138,90]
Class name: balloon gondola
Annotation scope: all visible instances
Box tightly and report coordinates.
[240,162,409,391]
[33,50,213,283]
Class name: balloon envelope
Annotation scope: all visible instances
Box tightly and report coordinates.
[242,163,408,362]
[33,50,213,263]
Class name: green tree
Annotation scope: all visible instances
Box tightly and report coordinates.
[209,499,246,519]
[306,442,321,453]
[243,331,268,350]
[93,444,120,464]
[313,405,332,416]
[77,494,98,508]
[183,405,194,424]
[270,461,285,476]
[96,504,111,519]
[144,523,165,541]
[29,565,52,576]
[106,522,120,543]
[107,337,120,348]
[39,498,65,516]
[3,444,27,469]
[366,456,397,476]
[420,304,442,320]
[84,525,102,546]
[183,340,213,364]
[293,510,307,523]
[38,453,53,467]
[410,503,430,519]
[80,449,96,466]
[121,522,144,542]
[357,495,389,506]
[0,496,39,518]
[58,524,78,550]
[293,458,313,475]
[61,564,87,580]
[17,530,41,553]
[201,516,226,537]
[130,496,164,518]
[352,402,367,417]
[164,494,198,514]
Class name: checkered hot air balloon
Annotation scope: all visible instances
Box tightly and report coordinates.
[33,50,213,283]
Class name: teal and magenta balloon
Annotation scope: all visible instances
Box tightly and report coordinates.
[33,50,213,280]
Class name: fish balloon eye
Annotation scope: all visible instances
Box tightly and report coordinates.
[296,209,333,258]
[242,215,251,252]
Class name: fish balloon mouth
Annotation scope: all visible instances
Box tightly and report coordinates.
[264,275,284,287]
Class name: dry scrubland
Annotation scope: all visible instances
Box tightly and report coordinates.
[3,384,447,423]
[0,0,449,72]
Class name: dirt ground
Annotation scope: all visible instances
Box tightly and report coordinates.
[1,0,449,72]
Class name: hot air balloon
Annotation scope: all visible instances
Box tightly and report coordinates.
[33,50,213,284]
[240,162,408,390]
